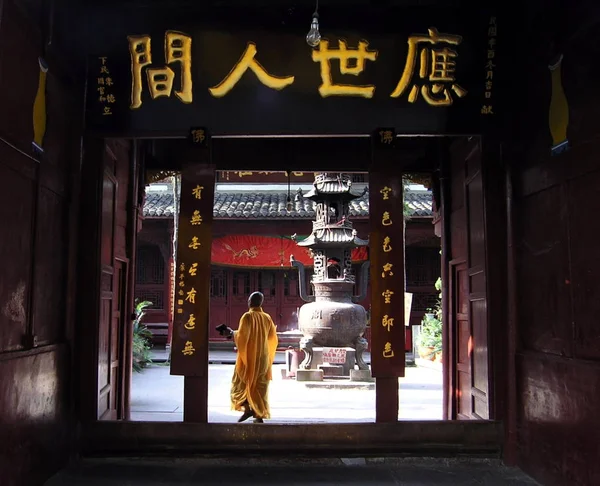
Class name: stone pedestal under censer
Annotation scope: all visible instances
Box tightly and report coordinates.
[290,173,372,382]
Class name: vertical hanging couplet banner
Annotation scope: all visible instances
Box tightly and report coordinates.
[170,154,215,376]
[369,134,406,378]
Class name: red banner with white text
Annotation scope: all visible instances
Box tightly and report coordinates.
[211,235,368,268]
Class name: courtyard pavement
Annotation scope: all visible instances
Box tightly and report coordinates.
[131,350,443,423]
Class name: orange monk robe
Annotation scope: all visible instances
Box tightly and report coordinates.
[231,307,278,419]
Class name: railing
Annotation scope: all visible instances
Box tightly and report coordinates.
[314,173,352,185]
[312,220,354,231]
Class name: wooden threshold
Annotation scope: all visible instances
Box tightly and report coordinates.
[79,420,503,457]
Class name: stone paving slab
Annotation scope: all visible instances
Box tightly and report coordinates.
[45,457,539,485]
[130,363,444,423]
[302,381,375,390]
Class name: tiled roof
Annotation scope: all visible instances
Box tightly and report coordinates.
[406,190,434,216]
[143,188,433,219]
[144,192,176,218]
[297,230,369,247]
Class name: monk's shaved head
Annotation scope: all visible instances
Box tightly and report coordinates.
[248,291,264,308]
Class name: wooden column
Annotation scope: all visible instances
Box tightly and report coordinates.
[169,129,214,423]
[481,138,512,451]
[370,129,405,423]
[439,147,453,421]
[375,378,399,423]
[76,137,105,422]
[123,140,142,420]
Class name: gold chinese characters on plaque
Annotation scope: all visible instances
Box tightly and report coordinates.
[97,57,116,116]
[481,16,497,115]
[126,28,469,108]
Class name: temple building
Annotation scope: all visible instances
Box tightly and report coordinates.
[137,172,440,354]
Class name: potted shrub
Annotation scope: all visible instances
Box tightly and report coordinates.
[417,312,442,361]
[132,300,153,372]
[417,277,442,361]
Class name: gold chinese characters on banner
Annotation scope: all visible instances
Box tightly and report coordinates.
[170,163,216,377]
[369,172,406,378]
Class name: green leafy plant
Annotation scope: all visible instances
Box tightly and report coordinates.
[417,277,443,359]
[132,300,153,372]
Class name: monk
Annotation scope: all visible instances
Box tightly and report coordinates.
[222,292,278,423]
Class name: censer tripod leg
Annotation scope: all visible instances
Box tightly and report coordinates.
[299,336,315,369]
[354,336,370,370]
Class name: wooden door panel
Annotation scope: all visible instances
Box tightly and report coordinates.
[134,244,168,325]
[472,388,489,419]
[466,173,486,268]
[101,176,115,266]
[261,306,278,322]
[111,260,127,419]
[258,270,277,312]
[283,270,300,302]
[453,263,472,420]
[98,165,117,420]
[231,270,251,304]
[471,298,489,393]
[97,296,112,419]
[257,270,278,326]
[97,387,110,420]
[279,269,302,332]
[470,297,489,418]
[97,149,130,421]
[447,139,491,420]
[209,268,229,339]
[230,270,251,328]
[111,305,121,360]
[457,369,471,419]
[109,366,119,413]
[209,305,229,339]
[466,168,490,419]
[457,319,470,368]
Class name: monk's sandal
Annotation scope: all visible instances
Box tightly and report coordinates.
[238,410,253,423]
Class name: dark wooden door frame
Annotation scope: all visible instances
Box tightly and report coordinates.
[464,163,488,421]
[77,137,104,423]
[78,138,140,423]
[73,135,510,469]
[81,136,508,431]
[446,257,467,420]
[115,256,130,421]
[443,137,496,421]
[98,163,118,421]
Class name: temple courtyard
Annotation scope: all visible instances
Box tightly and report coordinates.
[130,350,443,423]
